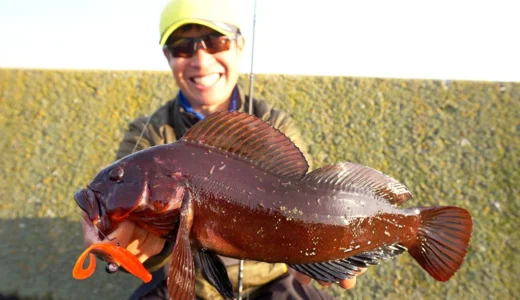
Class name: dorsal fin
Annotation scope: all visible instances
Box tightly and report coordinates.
[302,162,412,206]
[180,110,309,179]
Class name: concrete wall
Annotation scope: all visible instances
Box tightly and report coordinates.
[0,68,518,299]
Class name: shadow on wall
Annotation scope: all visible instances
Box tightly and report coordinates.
[0,217,142,300]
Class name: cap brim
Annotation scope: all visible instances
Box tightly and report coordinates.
[160,18,237,46]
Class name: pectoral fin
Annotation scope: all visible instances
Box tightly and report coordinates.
[167,192,195,300]
[197,251,235,299]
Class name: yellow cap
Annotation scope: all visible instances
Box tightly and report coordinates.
[159,0,242,46]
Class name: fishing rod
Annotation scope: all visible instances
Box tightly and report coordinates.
[238,1,257,299]
[247,0,257,116]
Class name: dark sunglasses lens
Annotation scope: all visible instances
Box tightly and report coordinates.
[205,36,232,54]
[168,39,193,58]
[168,36,233,57]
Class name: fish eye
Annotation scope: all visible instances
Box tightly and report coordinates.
[108,167,124,182]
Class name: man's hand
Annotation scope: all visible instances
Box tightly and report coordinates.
[81,212,165,264]
[289,266,368,290]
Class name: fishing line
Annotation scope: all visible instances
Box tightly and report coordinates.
[247,0,257,116]
[131,98,161,154]
[239,1,258,299]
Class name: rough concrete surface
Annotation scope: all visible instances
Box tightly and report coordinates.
[0,69,518,299]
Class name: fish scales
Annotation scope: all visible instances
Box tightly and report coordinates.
[73,111,473,300]
[177,142,417,264]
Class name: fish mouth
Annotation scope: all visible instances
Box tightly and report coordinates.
[74,187,112,235]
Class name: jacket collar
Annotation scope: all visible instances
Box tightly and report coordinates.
[177,85,243,120]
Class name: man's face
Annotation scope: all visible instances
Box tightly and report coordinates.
[163,26,244,110]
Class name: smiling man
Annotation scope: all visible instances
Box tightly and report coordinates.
[80,0,365,299]
[162,26,243,118]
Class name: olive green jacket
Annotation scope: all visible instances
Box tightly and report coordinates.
[115,86,313,299]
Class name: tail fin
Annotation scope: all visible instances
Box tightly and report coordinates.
[408,206,473,282]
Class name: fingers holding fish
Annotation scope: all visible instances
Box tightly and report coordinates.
[80,212,165,265]
[106,220,166,264]
[338,267,367,290]
[289,266,367,290]
[80,211,102,247]
[338,277,356,290]
[75,218,160,283]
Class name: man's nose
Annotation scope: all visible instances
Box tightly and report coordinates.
[190,44,216,68]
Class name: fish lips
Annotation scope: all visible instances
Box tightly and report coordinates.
[75,188,100,219]
[74,188,112,233]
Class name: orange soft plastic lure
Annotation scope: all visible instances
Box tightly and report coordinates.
[72,243,152,283]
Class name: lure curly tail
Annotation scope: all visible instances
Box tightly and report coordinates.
[72,243,152,283]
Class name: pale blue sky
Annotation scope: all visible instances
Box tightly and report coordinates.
[1,0,518,81]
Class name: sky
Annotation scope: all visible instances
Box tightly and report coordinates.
[0,0,519,82]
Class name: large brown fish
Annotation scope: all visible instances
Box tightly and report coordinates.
[74,111,473,300]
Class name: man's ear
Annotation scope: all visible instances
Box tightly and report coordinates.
[236,35,245,53]
[163,47,170,60]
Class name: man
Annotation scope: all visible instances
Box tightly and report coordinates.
[81,0,366,299]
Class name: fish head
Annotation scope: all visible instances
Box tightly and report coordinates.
[74,155,151,236]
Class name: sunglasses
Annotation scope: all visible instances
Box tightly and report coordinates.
[164,34,239,58]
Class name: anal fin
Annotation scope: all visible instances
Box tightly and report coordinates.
[289,244,407,283]
[197,251,235,299]
[167,192,195,300]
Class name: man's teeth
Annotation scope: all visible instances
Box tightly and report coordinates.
[193,74,220,86]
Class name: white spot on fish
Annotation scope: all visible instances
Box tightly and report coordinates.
[209,165,215,175]
[219,164,226,171]
[344,248,353,253]
[384,230,391,236]
[367,241,371,245]
[355,245,360,249]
